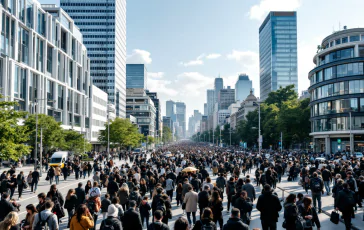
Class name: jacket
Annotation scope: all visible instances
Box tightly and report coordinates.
[209,200,223,219]
[222,217,249,230]
[0,199,17,221]
[298,204,321,228]
[192,219,217,230]
[283,202,298,229]
[64,194,78,211]
[147,221,170,230]
[139,200,151,217]
[182,183,191,197]
[241,183,256,201]
[122,208,143,230]
[32,210,59,230]
[336,188,356,212]
[165,178,175,191]
[256,190,282,222]
[101,198,112,212]
[54,167,61,176]
[198,191,210,208]
[100,216,123,230]
[117,190,129,205]
[69,214,94,230]
[75,187,86,206]
[184,191,198,212]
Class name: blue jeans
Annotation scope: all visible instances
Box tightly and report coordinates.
[324,181,331,193]
[141,214,150,228]
[55,176,59,184]
[186,212,196,225]
[312,192,322,210]
[31,181,38,192]
[277,173,282,183]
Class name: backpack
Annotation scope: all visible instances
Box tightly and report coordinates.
[34,213,53,230]
[199,220,214,230]
[216,177,225,189]
[101,219,114,230]
[212,161,218,167]
[16,174,23,185]
[228,183,236,195]
[86,198,97,214]
[156,200,166,216]
[346,191,356,206]
[129,192,139,202]
[311,178,322,192]
[347,178,355,191]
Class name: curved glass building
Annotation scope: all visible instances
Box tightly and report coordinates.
[309,28,364,153]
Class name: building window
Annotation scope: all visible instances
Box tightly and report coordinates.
[46,46,52,73]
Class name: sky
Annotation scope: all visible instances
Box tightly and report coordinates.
[40,0,364,119]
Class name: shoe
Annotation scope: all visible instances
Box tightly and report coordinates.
[318,209,322,213]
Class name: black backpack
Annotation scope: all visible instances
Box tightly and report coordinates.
[228,183,236,195]
[200,220,214,230]
[129,192,138,202]
[311,178,322,192]
[216,177,225,189]
[86,198,97,214]
[34,213,53,230]
[101,219,115,230]
[156,200,166,216]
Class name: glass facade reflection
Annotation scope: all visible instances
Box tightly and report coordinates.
[126,64,147,89]
[259,11,298,100]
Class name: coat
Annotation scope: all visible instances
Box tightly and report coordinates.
[75,187,86,206]
[256,190,282,222]
[184,191,198,212]
[70,214,94,230]
[241,183,256,201]
[100,217,123,230]
[222,217,249,230]
[117,190,129,205]
[54,167,61,176]
[283,202,298,229]
[122,208,143,230]
[192,218,217,230]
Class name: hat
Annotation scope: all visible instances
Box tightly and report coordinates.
[107,204,118,217]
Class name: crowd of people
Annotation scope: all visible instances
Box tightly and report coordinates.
[0,144,362,230]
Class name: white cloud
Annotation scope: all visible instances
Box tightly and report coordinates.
[147,78,178,97]
[249,0,301,21]
[180,54,205,67]
[126,49,152,64]
[227,50,259,65]
[148,72,165,79]
[206,53,221,59]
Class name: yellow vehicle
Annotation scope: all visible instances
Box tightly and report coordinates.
[49,151,69,168]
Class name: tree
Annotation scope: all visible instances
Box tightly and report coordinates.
[0,94,31,160]
[24,114,64,154]
[99,117,143,149]
[162,126,173,143]
[147,136,155,145]
[265,85,298,109]
[62,130,92,155]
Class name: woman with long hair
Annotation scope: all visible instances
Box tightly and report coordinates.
[298,197,321,230]
[21,204,37,230]
[176,183,183,206]
[148,176,156,198]
[46,184,65,224]
[70,204,94,230]
[209,191,223,229]
[192,207,216,230]
[85,180,92,195]
[174,217,189,230]
[64,189,78,228]
[0,212,19,230]
[139,178,147,197]
[117,183,129,211]
[283,193,298,230]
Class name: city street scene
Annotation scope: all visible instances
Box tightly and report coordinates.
[0,0,364,230]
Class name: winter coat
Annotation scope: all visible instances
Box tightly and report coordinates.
[184,191,198,212]
[283,202,298,229]
[70,214,94,230]
[222,217,249,230]
[256,190,282,222]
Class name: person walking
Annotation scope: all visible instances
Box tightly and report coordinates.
[117,183,130,211]
[100,205,123,230]
[165,176,175,201]
[198,185,210,217]
[31,168,40,193]
[184,186,198,226]
[216,173,226,200]
[0,193,17,222]
[147,210,170,230]
[241,178,256,202]
[222,208,249,230]
[47,166,55,185]
[321,166,332,195]
[283,194,299,230]
[234,191,253,225]
[70,204,94,230]
[209,191,224,229]
[54,166,61,184]
[47,184,65,224]
[139,196,151,228]
[75,182,86,207]
[32,201,59,230]
[309,172,324,213]
[256,184,282,230]
[121,200,143,230]
[192,207,216,230]
[64,189,78,228]
[226,177,236,213]
[336,182,356,230]
[22,204,37,230]
[16,171,25,200]
[0,211,19,230]
[298,197,321,230]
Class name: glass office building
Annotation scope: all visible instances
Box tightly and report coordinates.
[259,11,298,100]
[126,64,147,89]
[60,0,127,118]
[235,74,253,102]
[309,28,364,153]
[0,1,91,137]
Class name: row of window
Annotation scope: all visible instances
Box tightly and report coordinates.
[311,98,364,117]
[323,34,364,50]
[75,22,114,26]
[80,29,115,32]
[93,107,106,117]
[318,47,354,66]
[87,48,115,51]
[88,54,115,57]
[84,35,115,38]
[92,119,105,127]
[92,95,107,107]
[311,79,364,101]
[310,62,364,85]
[60,3,115,6]
[312,116,364,132]
[71,16,115,19]
[90,67,115,70]
[64,10,115,13]
[84,41,115,45]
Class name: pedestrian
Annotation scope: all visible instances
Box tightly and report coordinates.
[298,197,321,230]
[47,166,55,184]
[54,166,61,184]
[85,180,92,194]
[36,193,47,213]
[216,173,226,199]
[46,184,65,224]
[226,177,236,213]
[101,194,112,220]
[117,183,130,211]
[107,176,119,199]
[31,168,40,193]
[0,211,19,230]
[256,184,282,230]
[222,208,249,230]
[160,194,172,225]
[184,185,198,226]
[242,178,256,202]
[16,171,25,200]
[283,193,299,230]
[75,182,86,207]
[9,174,17,200]
[176,183,183,206]
[70,204,94,230]
[64,189,78,228]
[165,176,175,201]
[0,193,17,222]
[174,217,189,230]
[139,196,151,228]
[62,165,69,181]
[234,191,253,225]
[198,185,210,217]
[32,200,59,230]
[336,182,356,230]
[209,191,224,229]
[100,205,123,230]
[309,172,324,213]
[22,204,37,230]
[192,207,216,230]
[321,166,332,195]
[140,178,148,197]
[121,200,143,230]
[151,187,163,215]
[85,186,101,229]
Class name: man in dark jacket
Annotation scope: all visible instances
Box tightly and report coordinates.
[31,169,40,193]
[256,184,282,230]
[216,174,226,199]
[198,185,210,217]
[336,182,356,230]
[122,200,142,230]
[107,176,120,199]
[151,187,163,215]
[0,193,17,221]
[222,208,249,230]
[321,166,332,195]
[190,174,201,192]
[75,182,86,207]
[309,172,324,213]
[147,210,170,230]
[100,204,123,230]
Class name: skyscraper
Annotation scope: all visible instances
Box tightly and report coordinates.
[175,102,186,138]
[126,64,147,89]
[206,89,215,115]
[204,103,207,116]
[60,0,127,117]
[235,74,253,102]
[259,11,298,100]
[146,91,162,137]
[218,86,235,110]
[166,100,176,121]
[214,77,224,103]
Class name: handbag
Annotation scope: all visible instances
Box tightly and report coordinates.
[330,210,339,224]
[23,181,29,189]
[282,220,287,228]
[182,203,186,210]
[295,215,304,230]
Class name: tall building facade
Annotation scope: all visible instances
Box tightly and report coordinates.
[61,0,127,117]
[204,103,207,116]
[259,11,298,100]
[176,102,186,138]
[309,28,364,153]
[235,74,253,102]
[207,89,215,115]
[218,87,235,110]
[146,90,162,138]
[166,100,176,121]
[126,64,147,89]
[0,2,91,137]
[214,77,224,103]
[163,116,173,131]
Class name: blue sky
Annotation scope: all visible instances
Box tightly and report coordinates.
[40,0,364,118]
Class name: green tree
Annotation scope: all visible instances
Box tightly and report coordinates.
[265,85,298,109]
[24,114,64,154]
[62,130,92,155]
[147,136,155,145]
[0,95,31,160]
